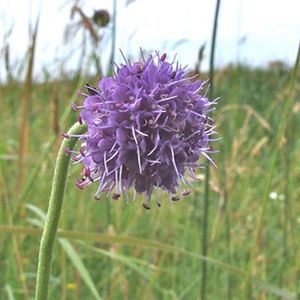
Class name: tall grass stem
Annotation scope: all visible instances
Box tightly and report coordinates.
[109,0,117,70]
[17,14,40,191]
[0,169,30,299]
[201,0,221,299]
[243,41,300,296]
[35,122,86,300]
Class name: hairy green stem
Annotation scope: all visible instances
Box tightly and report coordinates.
[35,122,86,300]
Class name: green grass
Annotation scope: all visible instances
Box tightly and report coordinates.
[0,61,300,299]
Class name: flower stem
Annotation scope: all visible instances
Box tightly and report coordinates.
[35,122,86,300]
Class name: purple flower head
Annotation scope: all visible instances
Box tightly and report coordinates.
[69,51,217,208]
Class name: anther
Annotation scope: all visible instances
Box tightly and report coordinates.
[112,193,121,200]
[72,103,78,111]
[171,196,180,201]
[64,147,71,156]
[160,53,167,61]
[79,147,86,157]
[84,168,90,177]
[94,194,101,201]
[115,102,123,108]
[76,179,84,189]
[182,191,190,196]
[61,132,69,139]
[143,202,151,210]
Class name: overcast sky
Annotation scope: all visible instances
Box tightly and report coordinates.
[0,0,299,81]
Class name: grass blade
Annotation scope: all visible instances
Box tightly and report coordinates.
[58,238,103,300]
[25,199,102,299]
[0,224,297,299]
[5,284,15,300]
[79,242,169,295]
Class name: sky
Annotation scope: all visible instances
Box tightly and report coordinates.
[0,0,299,81]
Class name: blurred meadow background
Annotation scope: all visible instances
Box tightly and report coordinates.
[1,0,300,299]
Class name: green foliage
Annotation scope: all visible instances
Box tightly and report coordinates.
[0,63,300,299]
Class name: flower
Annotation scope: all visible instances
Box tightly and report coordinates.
[68,51,217,208]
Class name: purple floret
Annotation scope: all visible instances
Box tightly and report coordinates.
[69,51,217,208]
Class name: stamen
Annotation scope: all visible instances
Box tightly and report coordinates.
[140,47,146,62]
[189,110,205,118]
[135,129,148,137]
[95,172,107,195]
[62,133,84,138]
[157,95,178,103]
[162,116,169,126]
[186,130,201,141]
[153,111,163,123]
[104,152,109,174]
[105,183,114,197]
[119,48,130,65]
[206,97,220,106]
[79,92,90,97]
[107,166,119,176]
[85,84,99,95]
[132,190,137,202]
[147,159,161,165]
[72,103,79,111]
[131,125,142,174]
[109,141,117,153]
[166,74,198,87]
[202,83,210,98]
[170,145,180,178]
[106,150,118,163]
[192,79,209,94]
[202,152,217,168]
[115,169,119,193]
[119,165,123,192]
[207,137,222,142]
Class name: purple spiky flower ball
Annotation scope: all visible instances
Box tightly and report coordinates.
[70,51,217,209]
